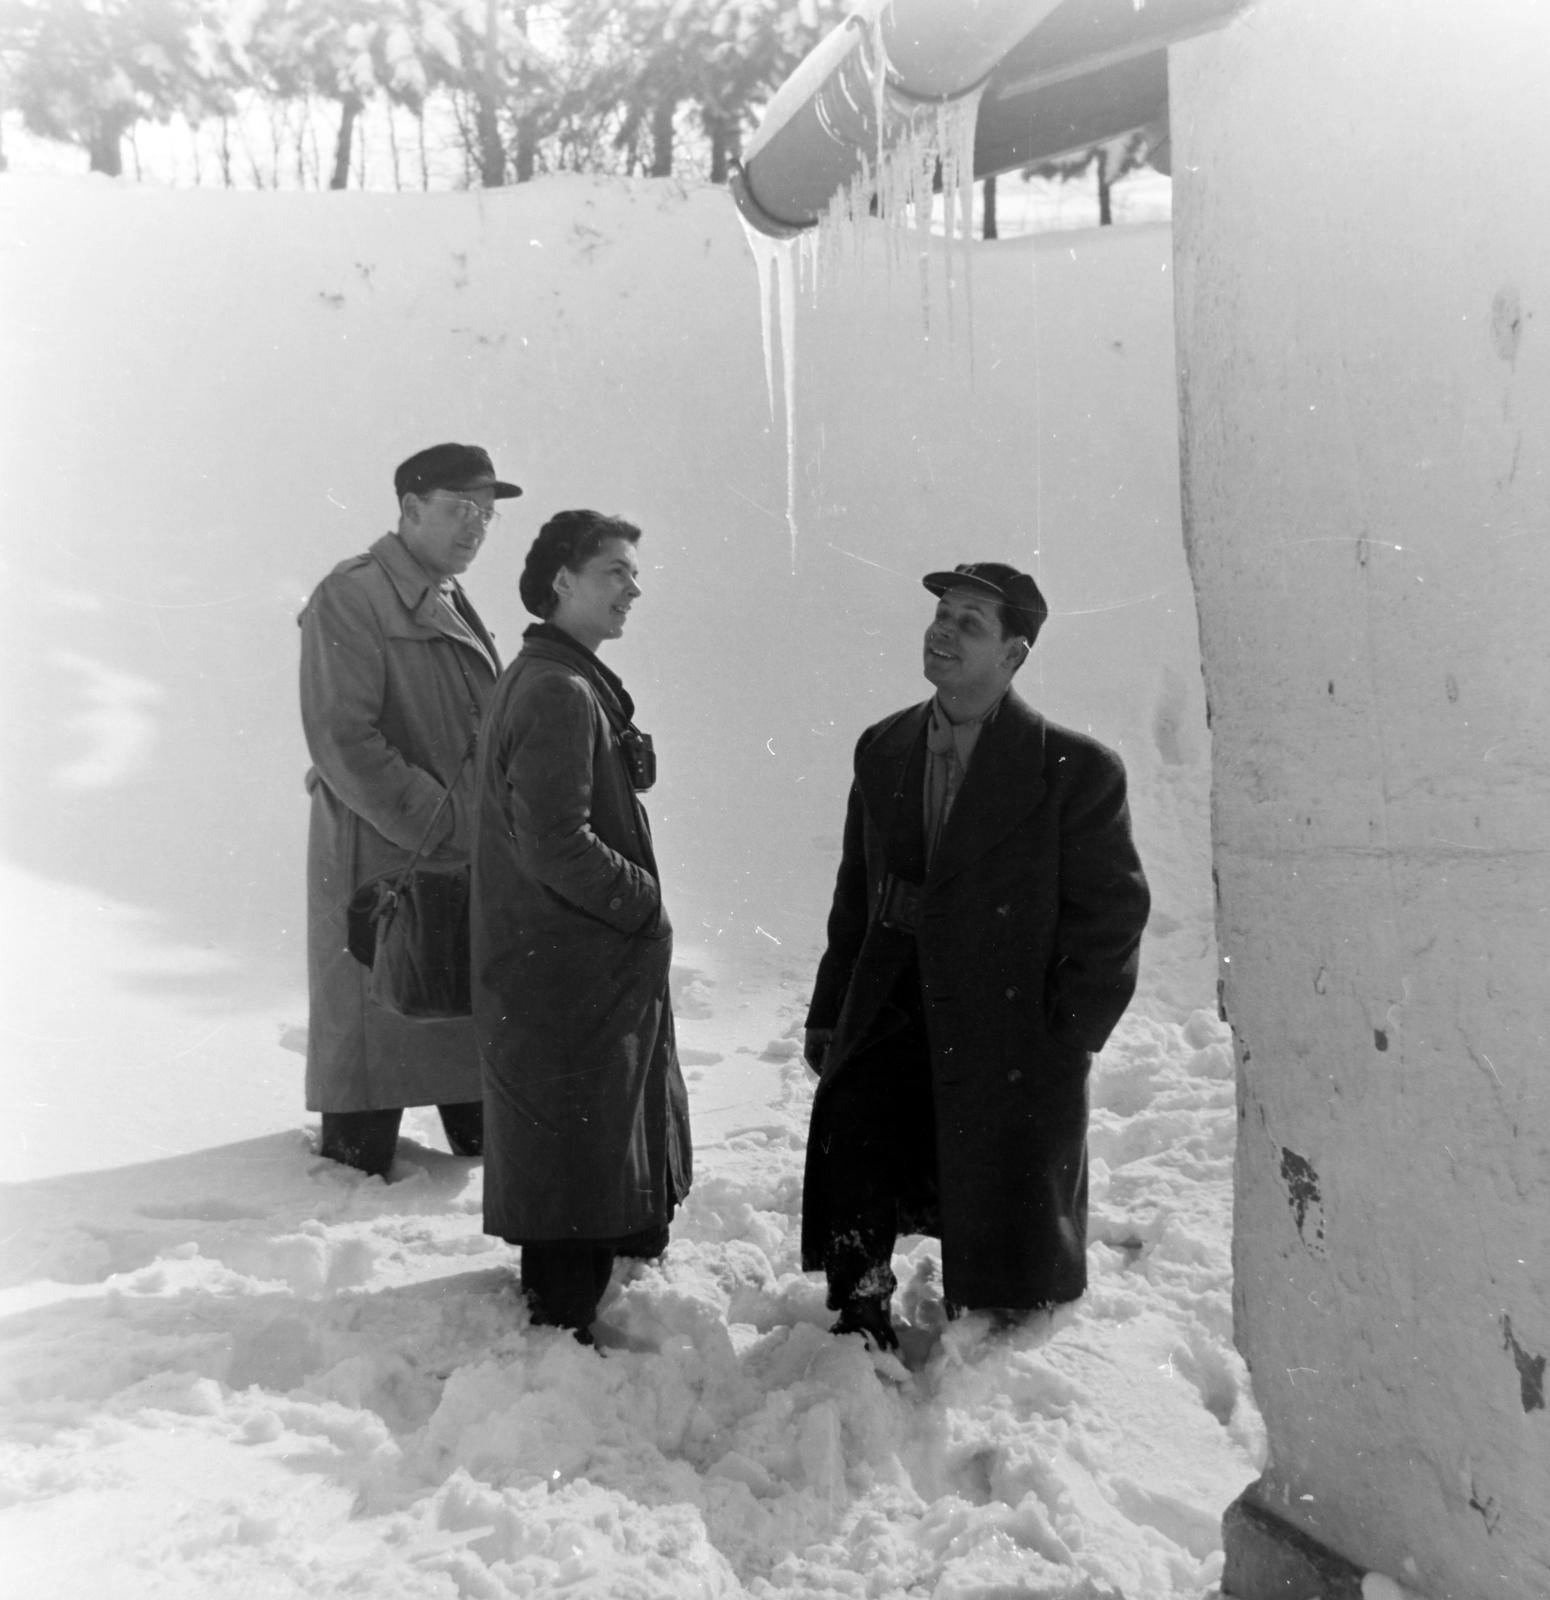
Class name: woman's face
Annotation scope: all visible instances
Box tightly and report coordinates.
[551,536,642,651]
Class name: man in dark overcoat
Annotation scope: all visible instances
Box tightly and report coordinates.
[802,562,1150,1350]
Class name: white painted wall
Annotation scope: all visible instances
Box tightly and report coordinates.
[0,175,1207,1173]
[1171,2,1550,1593]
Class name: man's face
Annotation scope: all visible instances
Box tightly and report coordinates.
[400,485,498,580]
[554,536,642,647]
[922,587,1023,696]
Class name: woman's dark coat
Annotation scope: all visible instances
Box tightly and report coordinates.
[472,625,691,1243]
[802,689,1150,1309]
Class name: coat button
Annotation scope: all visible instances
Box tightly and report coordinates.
[609,897,622,909]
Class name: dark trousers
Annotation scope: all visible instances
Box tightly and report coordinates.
[812,983,940,1312]
[519,1222,672,1333]
[318,1100,483,1178]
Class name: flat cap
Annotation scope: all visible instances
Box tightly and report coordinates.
[394,442,521,501]
[922,561,1048,638]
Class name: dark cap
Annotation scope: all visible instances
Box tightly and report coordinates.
[922,562,1048,641]
[393,442,522,502]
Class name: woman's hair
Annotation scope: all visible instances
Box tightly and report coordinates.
[519,509,642,619]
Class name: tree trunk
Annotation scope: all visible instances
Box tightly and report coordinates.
[386,102,402,191]
[1096,147,1112,226]
[266,99,285,187]
[87,113,127,176]
[705,112,735,184]
[477,0,504,185]
[513,6,535,182]
[330,94,360,189]
[982,173,998,240]
[650,99,675,178]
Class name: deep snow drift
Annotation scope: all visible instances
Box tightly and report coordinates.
[1,968,1259,1597]
[0,172,1254,1595]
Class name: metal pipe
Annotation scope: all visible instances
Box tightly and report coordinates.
[732,0,1061,236]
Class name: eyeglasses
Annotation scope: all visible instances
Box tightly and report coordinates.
[428,492,500,528]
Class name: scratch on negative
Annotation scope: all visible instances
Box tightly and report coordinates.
[729,484,780,520]
[1265,537,1405,553]
[827,544,909,577]
[1055,582,1186,617]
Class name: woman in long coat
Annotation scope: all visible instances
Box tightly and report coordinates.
[471,510,691,1338]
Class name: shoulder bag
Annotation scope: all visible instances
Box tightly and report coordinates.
[345,737,476,1020]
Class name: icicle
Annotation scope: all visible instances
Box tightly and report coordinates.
[775,236,799,569]
[938,103,956,347]
[737,211,802,567]
[868,11,888,179]
[934,87,983,362]
[809,68,983,345]
[736,3,989,567]
[960,144,976,372]
[737,212,779,419]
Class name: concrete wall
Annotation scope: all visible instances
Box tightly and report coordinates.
[1170,2,1550,1593]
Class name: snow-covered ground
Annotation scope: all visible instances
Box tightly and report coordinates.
[0,837,1257,1596]
[0,170,1257,1595]
[0,915,1259,1598]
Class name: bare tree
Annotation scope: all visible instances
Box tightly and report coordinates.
[474,0,503,182]
[242,0,385,189]
[559,0,842,182]
[1024,130,1154,227]
[0,0,234,174]
[0,0,849,189]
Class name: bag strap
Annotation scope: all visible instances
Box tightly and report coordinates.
[383,732,478,904]
[393,641,481,890]
[578,671,655,805]
[521,630,642,741]
[559,652,635,741]
[593,685,642,743]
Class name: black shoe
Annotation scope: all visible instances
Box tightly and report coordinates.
[831,1296,900,1353]
[526,1304,601,1349]
[438,1102,484,1158]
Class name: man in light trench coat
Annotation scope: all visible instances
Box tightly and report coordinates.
[802,562,1151,1350]
[299,443,519,1177]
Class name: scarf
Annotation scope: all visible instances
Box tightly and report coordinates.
[923,694,1000,864]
